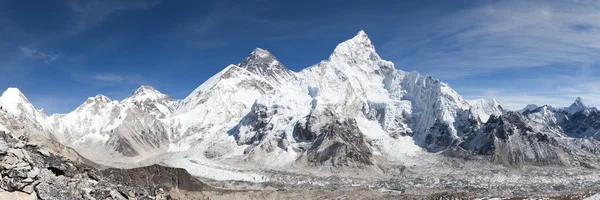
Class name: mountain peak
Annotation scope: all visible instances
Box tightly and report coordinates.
[1,88,27,102]
[356,30,368,38]
[86,94,111,104]
[250,47,272,58]
[566,96,590,114]
[521,104,540,113]
[3,87,23,96]
[239,47,278,69]
[237,48,294,83]
[0,87,33,115]
[574,97,585,106]
[125,85,169,103]
[131,85,160,96]
[329,30,377,62]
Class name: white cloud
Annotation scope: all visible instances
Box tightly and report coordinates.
[18,47,60,64]
[380,0,600,110]
[462,70,600,110]
[90,73,145,85]
[65,0,162,34]
[384,0,600,78]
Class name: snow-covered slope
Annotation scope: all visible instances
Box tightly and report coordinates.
[214,30,506,170]
[468,99,504,122]
[0,88,51,140]
[46,86,177,163]
[122,85,179,118]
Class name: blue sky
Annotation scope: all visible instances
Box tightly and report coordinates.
[1,0,599,114]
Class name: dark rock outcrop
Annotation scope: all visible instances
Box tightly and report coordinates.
[101,164,209,192]
[305,118,374,168]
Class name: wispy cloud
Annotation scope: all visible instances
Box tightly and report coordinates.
[461,65,600,110]
[378,0,600,110]
[383,0,600,78]
[90,73,145,85]
[65,0,162,34]
[18,47,60,64]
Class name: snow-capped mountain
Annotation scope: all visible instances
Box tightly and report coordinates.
[0,88,51,140]
[46,86,176,163]
[458,111,600,167]
[3,30,598,175]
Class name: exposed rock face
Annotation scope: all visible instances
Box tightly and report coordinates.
[0,130,210,199]
[459,112,600,167]
[238,48,296,85]
[101,164,209,192]
[305,118,374,168]
[560,110,600,139]
[229,103,273,145]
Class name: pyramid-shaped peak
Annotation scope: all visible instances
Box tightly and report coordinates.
[125,85,168,102]
[356,30,368,37]
[132,85,160,96]
[566,96,590,114]
[573,97,585,106]
[329,30,379,63]
[250,47,273,58]
[237,47,294,83]
[348,30,373,45]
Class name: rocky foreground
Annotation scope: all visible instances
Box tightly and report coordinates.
[1,129,599,200]
[0,130,215,199]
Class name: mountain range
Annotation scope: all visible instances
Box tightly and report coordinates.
[2,30,600,198]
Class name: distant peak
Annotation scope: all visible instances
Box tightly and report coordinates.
[132,85,159,96]
[124,85,170,103]
[574,97,585,106]
[250,48,272,58]
[566,96,590,114]
[237,47,293,81]
[521,104,539,112]
[87,94,111,103]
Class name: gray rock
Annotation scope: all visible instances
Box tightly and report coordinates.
[1,155,20,166]
[21,178,34,183]
[0,130,212,200]
[35,181,79,200]
[0,140,8,155]
[13,142,25,149]
[110,189,127,200]
[27,167,39,178]
[37,149,51,157]
[0,190,36,200]
[8,148,26,161]
[21,184,34,194]
[1,176,29,191]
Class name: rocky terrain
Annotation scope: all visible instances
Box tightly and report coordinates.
[0,129,214,199]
